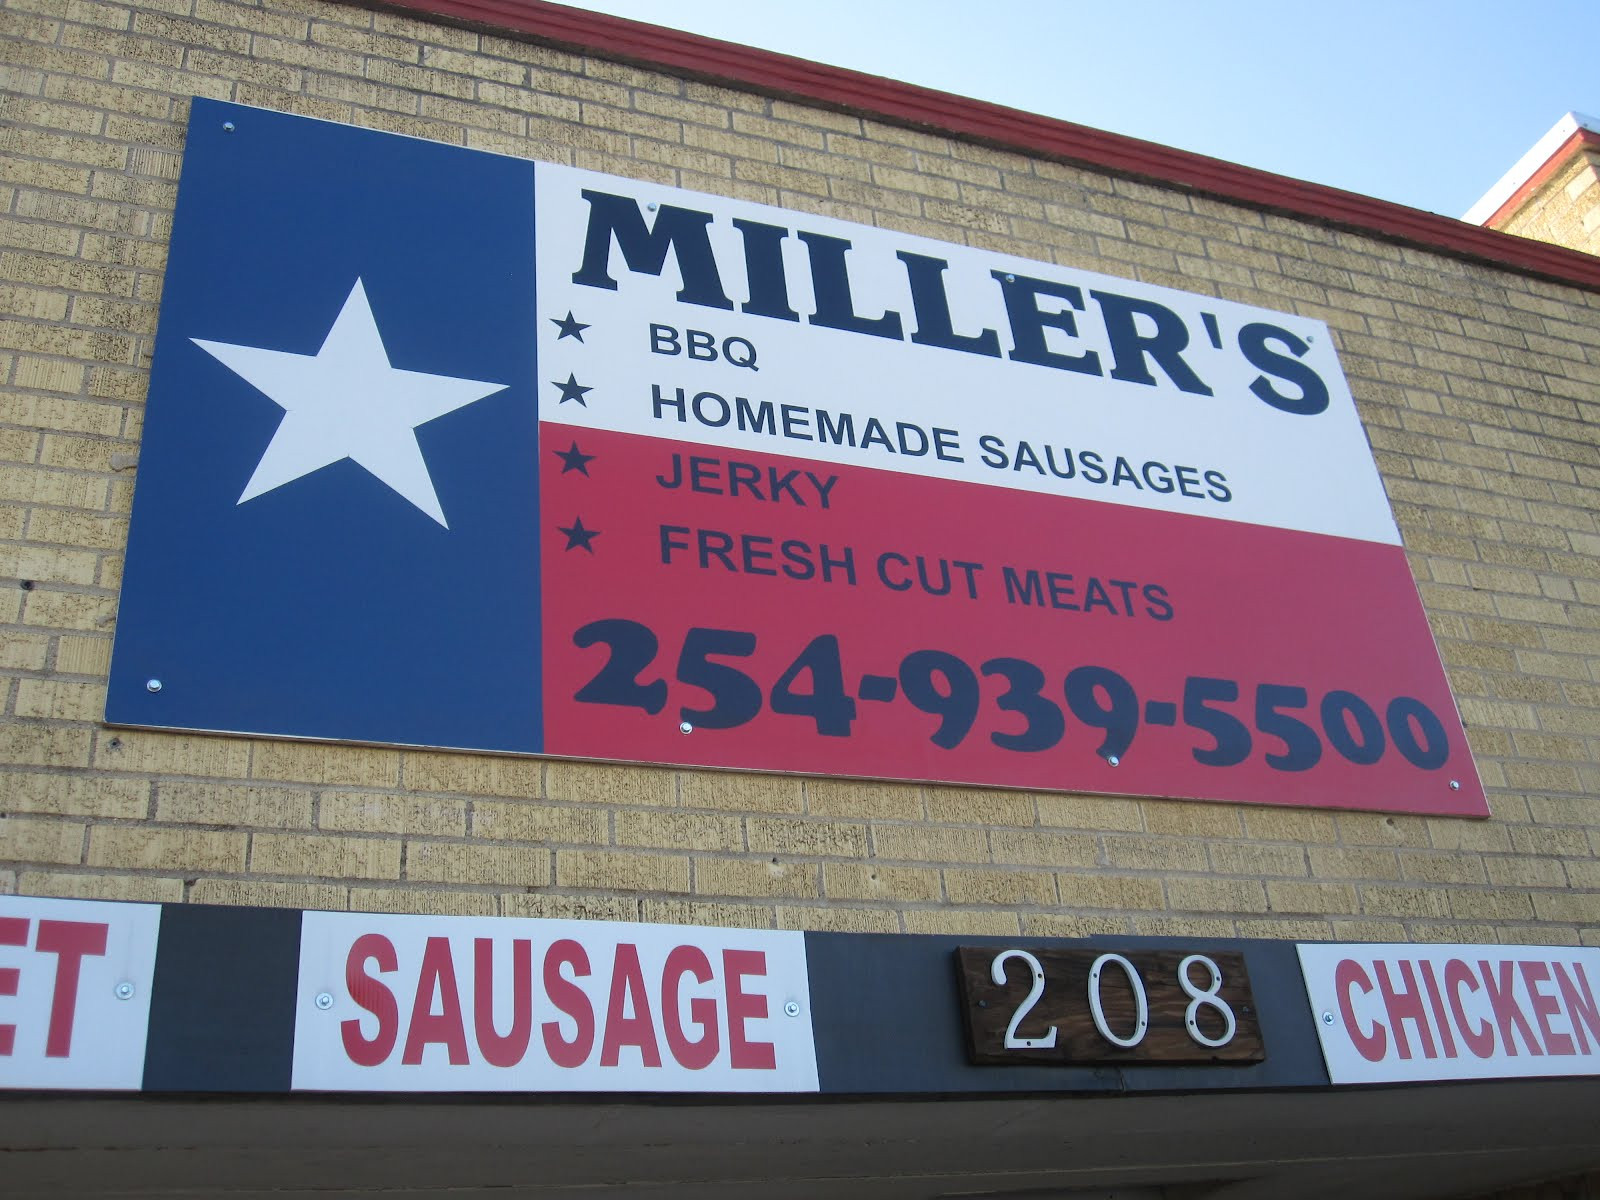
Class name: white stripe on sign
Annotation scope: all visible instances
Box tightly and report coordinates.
[0,896,162,1091]
[292,911,818,1093]
[1298,943,1600,1084]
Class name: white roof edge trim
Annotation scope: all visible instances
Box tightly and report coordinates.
[1463,111,1600,225]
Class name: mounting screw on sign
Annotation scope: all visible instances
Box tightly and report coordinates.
[222,121,234,132]
[1322,1010,1335,1026]
[679,721,693,735]
[784,1000,801,1018]
[1106,755,1120,767]
[1449,780,1461,790]
[315,992,334,1011]
[145,679,162,693]
[114,982,134,1001]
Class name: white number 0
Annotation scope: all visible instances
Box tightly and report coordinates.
[990,950,1057,1048]
[1087,952,1149,1048]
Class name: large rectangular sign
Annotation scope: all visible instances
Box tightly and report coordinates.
[0,896,161,1090]
[292,910,817,1093]
[105,98,1486,816]
[1298,943,1600,1084]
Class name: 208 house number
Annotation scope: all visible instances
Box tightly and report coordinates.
[955,946,1266,1065]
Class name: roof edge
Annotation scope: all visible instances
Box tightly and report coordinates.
[1478,128,1600,231]
[369,0,1600,291]
[1464,112,1600,225]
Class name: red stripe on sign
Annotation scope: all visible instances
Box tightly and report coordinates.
[540,427,1484,816]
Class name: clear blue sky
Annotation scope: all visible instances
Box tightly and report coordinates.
[557,0,1600,218]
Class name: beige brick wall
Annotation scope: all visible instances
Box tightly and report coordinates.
[1494,146,1600,257]
[1,0,1597,946]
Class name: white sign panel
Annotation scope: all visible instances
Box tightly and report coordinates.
[535,164,1399,545]
[1298,943,1600,1084]
[292,911,818,1093]
[0,896,162,1090]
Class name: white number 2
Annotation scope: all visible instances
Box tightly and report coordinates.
[991,949,1058,1049]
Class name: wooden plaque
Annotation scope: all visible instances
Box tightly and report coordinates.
[956,945,1265,1065]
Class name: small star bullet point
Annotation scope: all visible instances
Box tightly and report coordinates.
[553,442,597,475]
[558,517,600,552]
[552,374,593,406]
[550,311,590,341]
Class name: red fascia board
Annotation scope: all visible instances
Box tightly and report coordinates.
[371,0,1600,291]
[1484,128,1600,228]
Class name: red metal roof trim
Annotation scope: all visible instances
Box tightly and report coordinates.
[373,0,1600,291]
[1484,128,1600,228]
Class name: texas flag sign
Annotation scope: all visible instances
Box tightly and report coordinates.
[107,99,1487,817]
[109,99,541,752]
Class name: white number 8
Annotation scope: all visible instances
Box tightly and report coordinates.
[1178,954,1236,1048]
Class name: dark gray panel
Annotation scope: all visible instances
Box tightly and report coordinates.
[143,903,301,1092]
[806,930,1328,1094]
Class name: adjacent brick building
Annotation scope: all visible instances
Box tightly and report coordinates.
[1469,112,1600,258]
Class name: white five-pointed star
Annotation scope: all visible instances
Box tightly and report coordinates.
[192,279,507,527]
